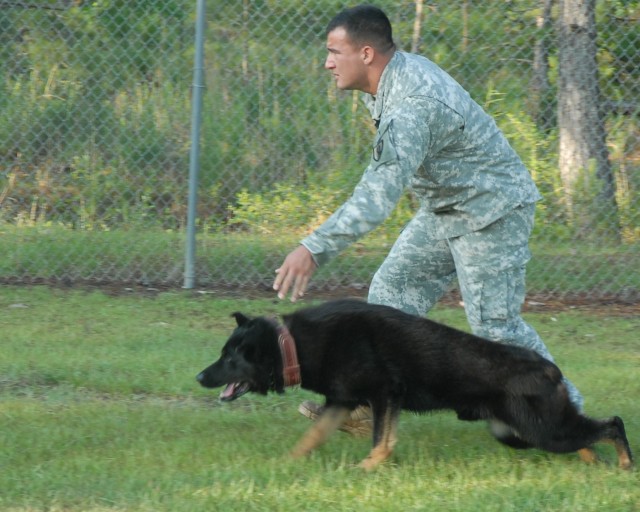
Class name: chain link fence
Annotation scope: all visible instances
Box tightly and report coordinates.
[1,1,639,302]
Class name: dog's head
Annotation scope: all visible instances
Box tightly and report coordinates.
[196,312,284,401]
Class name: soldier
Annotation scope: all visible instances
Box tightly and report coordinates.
[273,4,583,433]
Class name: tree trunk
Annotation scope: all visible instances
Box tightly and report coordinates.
[461,0,469,54]
[411,0,424,54]
[557,0,619,236]
[530,0,554,131]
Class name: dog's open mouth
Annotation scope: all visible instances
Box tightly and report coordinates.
[220,382,250,401]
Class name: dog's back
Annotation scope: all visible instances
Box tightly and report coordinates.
[285,299,561,414]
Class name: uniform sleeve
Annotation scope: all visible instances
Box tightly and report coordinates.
[301,97,454,266]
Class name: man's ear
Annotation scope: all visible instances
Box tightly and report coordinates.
[362,45,375,65]
[231,312,251,326]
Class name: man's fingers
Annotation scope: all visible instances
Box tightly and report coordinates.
[276,268,295,300]
[273,267,283,290]
[292,275,310,302]
[274,267,308,302]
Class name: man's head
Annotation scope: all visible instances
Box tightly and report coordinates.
[324,5,395,94]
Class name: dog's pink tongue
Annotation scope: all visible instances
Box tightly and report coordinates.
[220,383,239,399]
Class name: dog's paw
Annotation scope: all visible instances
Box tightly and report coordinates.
[289,449,306,459]
[358,456,386,471]
[358,457,376,471]
[619,459,634,471]
[289,444,313,459]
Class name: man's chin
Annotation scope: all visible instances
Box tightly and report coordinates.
[335,81,353,91]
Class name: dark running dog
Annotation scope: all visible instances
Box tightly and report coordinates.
[196,299,633,470]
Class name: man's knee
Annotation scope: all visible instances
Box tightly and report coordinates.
[368,267,449,316]
[469,317,520,344]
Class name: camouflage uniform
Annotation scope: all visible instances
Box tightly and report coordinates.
[301,52,583,409]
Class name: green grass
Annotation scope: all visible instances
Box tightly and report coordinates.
[0,286,638,511]
[2,225,640,298]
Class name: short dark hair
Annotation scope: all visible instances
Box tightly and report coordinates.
[326,5,395,52]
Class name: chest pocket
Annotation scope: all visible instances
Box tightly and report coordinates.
[371,119,398,169]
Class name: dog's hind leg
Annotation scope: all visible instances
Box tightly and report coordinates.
[601,416,633,470]
[569,416,632,469]
[529,414,633,470]
[359,400,401,471]
[290,405,350,459]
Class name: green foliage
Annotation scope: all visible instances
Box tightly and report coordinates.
[0,73,189,228]
[0,0,193,230]
[226,178,417,243]
[610,116,640,243]
[598,0,640,98]
[483,88,565,230]
[0,0,638,247]
[227,182,340,235]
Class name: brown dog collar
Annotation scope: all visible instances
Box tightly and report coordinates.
[277,324,301,387]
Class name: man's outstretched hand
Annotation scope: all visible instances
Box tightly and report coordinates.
[273,245,317,302]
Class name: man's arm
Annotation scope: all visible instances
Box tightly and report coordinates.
[273,98,436,301]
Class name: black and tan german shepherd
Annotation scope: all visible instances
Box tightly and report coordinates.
[196,299,633,470]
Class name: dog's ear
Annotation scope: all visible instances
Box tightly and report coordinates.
[231,312,251,326]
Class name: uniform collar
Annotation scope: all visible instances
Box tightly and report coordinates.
[363,51,403,127]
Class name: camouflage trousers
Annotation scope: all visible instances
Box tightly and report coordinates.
[368,203,584,410]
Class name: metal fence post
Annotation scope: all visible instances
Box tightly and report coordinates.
[183,0,206,289]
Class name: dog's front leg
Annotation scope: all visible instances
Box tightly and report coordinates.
[359,401,400,471]
[290,405,350,459]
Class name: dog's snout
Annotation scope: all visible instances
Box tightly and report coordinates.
[196,372,204,383]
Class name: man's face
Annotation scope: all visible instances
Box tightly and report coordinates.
[324,27,368,91]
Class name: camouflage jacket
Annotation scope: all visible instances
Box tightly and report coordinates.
[302,51,541,266]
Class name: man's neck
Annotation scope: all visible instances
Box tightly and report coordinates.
[368,50,395,96]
